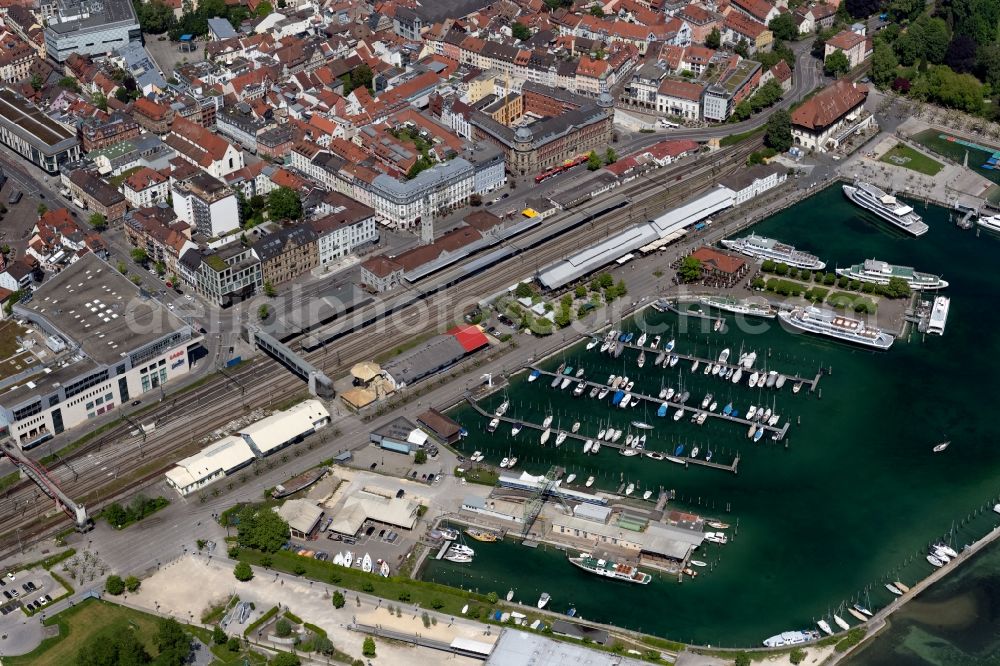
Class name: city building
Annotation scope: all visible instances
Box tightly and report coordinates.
[166,116,244,179]
[165,436,255,496]
[123,205,190,273]
[689,246,749,281]
[722,13,772,54]
[65,169,127,222]
[44,0,141,61]
[0,88,81,173]
[824,29,868,69]
[656,79,704,119]
[216,104,268,152]
[308,192,378,267]
[718,162,788,204]
[0,41,35,83]
[252,224,319,286]
[28,207,108,267]
[185,241,262,307]
[123,166,169,208]
[790,79,870,152]
[1,253,201,449]
[702,59,761,122]
[171,172,240,237]
[360,255,404,293]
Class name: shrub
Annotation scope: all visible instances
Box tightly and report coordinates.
[735,652,751,666]
[124,575,141,592]
[790,647,807,664]
[293,563,306,576]
[105,575,125,595]
[332,591,345,608]
[362,581,374,592]
[234,562,254,581]
[431,597,445,609]
[227,636,241,652]
[362,636,376,657]
[275,618,292,638]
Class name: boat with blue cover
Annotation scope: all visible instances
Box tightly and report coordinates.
[612,390,625,406]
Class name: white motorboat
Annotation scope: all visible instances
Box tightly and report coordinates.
[343,551,353,568]
[585,476,595,487]
[637,333,648,347]
[934,543,958,559]
[625,433,634,446]
[718,348,730,364]
[775,374,786,389]
[511,421,523,436]
[495,400,509,416]
[691,560,707,567]
[642,490,652,500]
[488,417,500,432]
[631,420,654,430]
[701,393,713,409]
[703,363,711,375]
[380,560,390,577]
[597,427,607,440]
[506,589,515,601]
[444,553,472,563]
[333,552,345,566]
[711,364,721,376]
[637,352,646,368]
[625,380,635,391]
[665,387,675,400]
[611,430,622,442]
[691,359,700,372]
[645,451,665,460]
[542,414,553,428]
[691,446,700,457]
[817,620,833,636]
[583,439,593,454]
[449,544,475,556]
[508,456,518,467]
[592,441,601,454]
[555,431,567,446]
[696,413,707,425]
[742,351,757,369]
[566,473,577,484]
[768,414,780,426]
[746,405,758,420]
[885,583,902,595]
[673,408,685,421]
[540,428,551,445]
[762,407,772,422]
[537,593,550,609]
[561,376,573,389]
[793,381,803,393]
[665,339,676,352]
[926,554,944,567]
[931,548,950,564]
[620,448,639,457]
[652,335,661,348]
[598,387,610,399]
[571,421,581,433]
[625,483,635,495]
[732,368,743,384]
[709,401,718,411]
[576,367,585,378]
[748,372,759,387]
[586,338,599,350]
[500,457,509,468]
[599,340,611,353]
[834,615,851,632]
[620,394,632,408]
[362,553,373,573]
[933,441,950,453]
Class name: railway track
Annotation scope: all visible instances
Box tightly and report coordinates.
[0,140,760,553]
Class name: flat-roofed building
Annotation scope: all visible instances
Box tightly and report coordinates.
[165,435,255,496]
[44,0,141,61]
[2,253,201,449]
[171,172,240,237]
[0,88,81,173]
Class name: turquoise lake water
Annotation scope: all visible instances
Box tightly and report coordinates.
[422,185,1000,647]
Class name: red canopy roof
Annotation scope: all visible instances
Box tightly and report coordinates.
[447,325,489,353]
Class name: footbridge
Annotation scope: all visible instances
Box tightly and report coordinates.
[1,438,92,531]
[244,326,335,398]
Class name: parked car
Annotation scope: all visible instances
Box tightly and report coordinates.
[5,572,14,581]
[43,594,51,602]
[395,489,405,498]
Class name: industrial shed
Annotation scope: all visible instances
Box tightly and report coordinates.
[165,436,255,496]
[239,399,331,456]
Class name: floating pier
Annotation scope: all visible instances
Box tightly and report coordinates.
[466,396,741,476]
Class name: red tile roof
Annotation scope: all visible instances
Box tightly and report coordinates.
[690,247,746,274]
[825,29,865,51]
[657,79,704,101]
[791,79,868,130]
[124,166,166,191]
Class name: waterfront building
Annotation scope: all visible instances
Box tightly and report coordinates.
[0,88,81,173]
[718,163,788,205]
[689,246,749,283]
[2,253,201,449]
[790,79,871,152]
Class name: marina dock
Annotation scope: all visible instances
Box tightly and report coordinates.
[582,333,822,394]
[465,396,741,475]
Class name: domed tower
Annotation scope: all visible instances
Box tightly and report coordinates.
[597,92,615,117]
[513,126,533,175]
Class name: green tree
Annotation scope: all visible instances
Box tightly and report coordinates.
[30,73,42,91]
[267,186,302,220]
[824,50,851,76]
[589,4,604,15]
[270,654,300,666]
[332,591,346,608]
[236,504,289,553]
[75,624,150,665]
[258,304,270,320]
[88,213,107,231]
[255,0,272,15]
[586,150,602,170]
[117,260,127,274]
[212,626,227,645]
[918,16,951,65]
[349,64,373,93]
[734,652,751,666]
[511,22,531,41]
[154,261,166,276]
[134,0,176,33]
[872,40,898,87]
[275,618,293,638]
[36,203,47,217]
[131,248,149,265]
[263,280,277,297]
[362,637,377,657]
[154,618,191,665]
[226,636,241,652]
[514,282,533,298]
[234,562,254,581]
[886,276,911,298]
[58,76,81,92]
[105,575,125,595]
[678,256,703,283]
[414,449,428,464]
[765,109,792,153]
[124,575,141,592]
[574,284,587,298]
[705,27,721,49]
[313,636,334,654]
[604,147,617,164]
[768,13,797,41]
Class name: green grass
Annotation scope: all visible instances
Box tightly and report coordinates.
[879,143,944,176]
[243,605,280,637]
[720,127,763,146]
[457,466,499,486]
[4,599,163,666]
[237,549,491,617]
[374,330,437,364]
[0,471,19,493]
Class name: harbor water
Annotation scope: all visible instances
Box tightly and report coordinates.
[422,185,1000,647]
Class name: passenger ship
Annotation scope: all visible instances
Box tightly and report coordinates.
[567,553,652,584]
[720,234,826,270]
[835,259,948,290]
[842,182,929,236]
[699,295,776,319]
[778,307,894,349]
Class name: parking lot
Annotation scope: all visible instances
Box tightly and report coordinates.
[0,566,69,625]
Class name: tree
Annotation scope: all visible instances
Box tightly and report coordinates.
[589,5,604,16]
[58,76,81,92]
[765,109,792,153]
[414,449,428,464]
[889,0,924,22]
[227,636,241,652]
[918,16,951,65]
[258,304,270,320]
[469,193,482,206]
[348,64,373,93]
[768,13,796,41]
[705,27,721,49]
[511,22,531,41]
[945,35,978,74]
[872,40,899,87]
[75,625,150,665]
[604,147,617,164]
[263,280,277,297]
[36,203,47,217]
[255,0,272,16]
[678,256,703,283]
[275,618,293,638]
[154,618,192,665]
[124,575,141,592]
[824,50,851,76]
[586,150,602,170]
[734,652,751,666]
[886,276,911,298]
[88,213,107,231]
[574,284,587,298]
[313,636,334,655]
[267,186,302,221]
[236,504,289,553]
[845,0,880,18]
[105,575,125,595]
[212,626,227,645]
[514,282,533,298]
[234,562,254,581]
[131,248,149,265]
[270,654,300,666]
[362,637,376,657]
[734,40,749,58]
[30,73,42,91]
[135,0,176,33]
[979,42,1000,89]
[116,260,127,274]
[332,591,346,608]
[154,261,166,276]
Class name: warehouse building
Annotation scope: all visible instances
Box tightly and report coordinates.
[164,436,255,496]
[238,399,330,457]
[382,325,488,388]
[0,88,81,173]
[369,416,428,455]
[327,489,421,536]
[277,499,324,539]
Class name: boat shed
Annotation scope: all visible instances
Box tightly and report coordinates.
[500,472,608,505]
[239,399,331,457]
[549,620,610,645]
[164,435,255,496]
[573,503,612,523]
[417,408,462,444]
[382,334,467,388]
[369,416,428,454]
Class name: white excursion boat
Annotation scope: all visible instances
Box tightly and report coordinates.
[721,234,826,270]
[843,182,929,236]
[835,259,948,290]
[699,295,777,319]
[762,630,820,648]
[779,306,894,349]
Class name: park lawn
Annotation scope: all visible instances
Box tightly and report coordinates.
[879,144,944,176]
[6,599,162,666]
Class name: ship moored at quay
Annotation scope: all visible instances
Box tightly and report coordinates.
[778,306,895,350]
[843,182,930,237]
